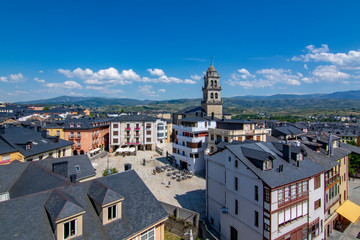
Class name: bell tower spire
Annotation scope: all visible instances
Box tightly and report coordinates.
[201,62,223,118]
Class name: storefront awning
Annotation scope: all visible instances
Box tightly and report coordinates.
[336,200,360,224]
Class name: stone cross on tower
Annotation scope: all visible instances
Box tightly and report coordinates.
[201,62,223,118]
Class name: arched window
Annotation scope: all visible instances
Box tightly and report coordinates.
[210,93,214,99]
[211,80,213,87]
[215,93,218,99]
[214,81,217,87]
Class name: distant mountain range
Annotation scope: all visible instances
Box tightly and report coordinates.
[16,90,360,107]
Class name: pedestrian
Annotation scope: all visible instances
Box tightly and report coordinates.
[168,180,171,188]
[162,178,165,185]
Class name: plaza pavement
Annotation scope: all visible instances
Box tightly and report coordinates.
[90,143,207,216]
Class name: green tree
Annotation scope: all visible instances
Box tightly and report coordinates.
[43,107,50,111]
[102,167,119,176]
[121,108,125,113]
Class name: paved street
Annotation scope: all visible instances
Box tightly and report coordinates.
[90,143,206,216]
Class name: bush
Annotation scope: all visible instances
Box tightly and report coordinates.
[102,167,119,176]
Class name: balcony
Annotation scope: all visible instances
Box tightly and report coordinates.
[75,145,81,149]
[125,127,131,131]
[326,173,340,187]
[69,136,74,140]
[135,127,140,130]
[126,142,140,145]
[76,135,81,139]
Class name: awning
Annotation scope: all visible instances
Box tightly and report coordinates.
[336,200,360,224]
[116,147,136,153]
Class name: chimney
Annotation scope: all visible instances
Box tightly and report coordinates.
[211,112,214,120]
[0,126,5,134]
[70,174,77,183]
[283,144,291,162]
[41,130,47,138]
[328,133,333,155]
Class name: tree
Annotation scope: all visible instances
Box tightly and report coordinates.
[43,107,50,111]
[121,108,125,113]
[102,167,119,176]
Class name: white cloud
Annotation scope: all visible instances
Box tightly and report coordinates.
[7,90,28,96]
[46,81,82,89]
[293,44,360,70]
[59,67,198,86]
[38,70,43,73]
[158,89,166,93]
[228,68,302,88]
[190,74,202,81]
[58,67,136,85]
[0,73,25,83]
[34,77,45,83]
[184,79,197,84]
[138,85,158,97]
[147,68,165,77]
[312,65,350,82]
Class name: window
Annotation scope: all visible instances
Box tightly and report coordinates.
[56,130,60,136]
[146,138,151,142]
[314,175,321,189]
[211,134,214,141]
[113,138,118,144]
[311,221,319,238]
[75,165,80,172]
[108,205,117,221]
[235,159,238,168]
[77,132,81,138]
[235,199,238,215]
[228,156,231,162]
[39,155,43,160]
[1,154,10,163]
[113,131,118,136]
[113,123,118,128]
[215,93,218,99]
[26,143,31,150]
[140,227,155,240]
[210,93,214,99]
[264,188,270,203]
[234,177,238,191]
[146,130,151,135]
[254,211,259,227]
[64,219,76,239]
[314,199,321,210]
[255,186,259,201]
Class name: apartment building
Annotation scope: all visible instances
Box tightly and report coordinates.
[207,119,268,152]
[109,115,157,152]
[172,115,216,173]
[206,141,326,240]
[156,119,168,145]
[44,117,110,155]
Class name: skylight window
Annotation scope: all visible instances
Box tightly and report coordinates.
[75,165,80,172]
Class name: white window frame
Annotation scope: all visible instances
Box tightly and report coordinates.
[63,219,77,239]
[108,204,117,221]
[140,227,155,240]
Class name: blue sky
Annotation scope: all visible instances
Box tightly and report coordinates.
[1,0,360,102]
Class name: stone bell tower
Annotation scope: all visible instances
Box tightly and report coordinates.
[201,62,223,118]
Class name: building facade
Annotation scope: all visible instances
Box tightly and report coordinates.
[206,142,326,240]
[109,115,157,152]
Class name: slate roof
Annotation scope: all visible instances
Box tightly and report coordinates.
[180,116,213,123]
[0,155,95,196]
[43,117,110,130]
[111,115,157,122]
[302,145,340,171]
[0,170,168,240]
[0,137,17,155]
[0,125,73,158]
[45,190,85,231]
[225,142,325,188]
[272,126,304,136]
[35,155,96,181]
[339,142,360,155]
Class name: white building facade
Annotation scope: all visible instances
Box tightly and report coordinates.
[206,142,325,240]
[172,116,216,173]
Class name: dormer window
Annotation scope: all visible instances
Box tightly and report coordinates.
[70,123,74,128]
[76,124,81,128]
[63,219,77,239]
[108,205,117,221]
[263,160,273,171]
[26,143,31,150]
[297,153,303,161]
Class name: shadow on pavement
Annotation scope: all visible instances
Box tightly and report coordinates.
[175,189,206,215]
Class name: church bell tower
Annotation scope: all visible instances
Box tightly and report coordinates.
[201,62,223,118]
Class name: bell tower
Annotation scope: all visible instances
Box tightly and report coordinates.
[201,62,223,118]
